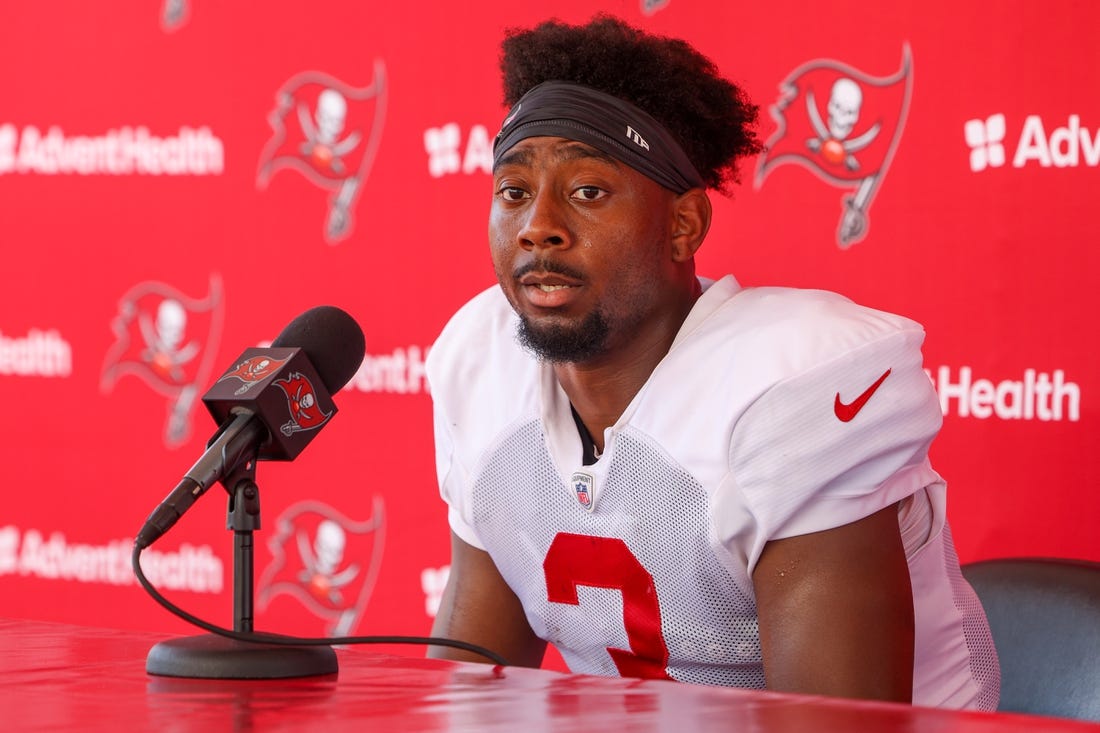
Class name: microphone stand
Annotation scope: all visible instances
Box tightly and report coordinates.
[145,461,338,679]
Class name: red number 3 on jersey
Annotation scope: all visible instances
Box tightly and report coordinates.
[543,532,673,680]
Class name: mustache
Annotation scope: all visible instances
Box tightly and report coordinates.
[512,259,585,281]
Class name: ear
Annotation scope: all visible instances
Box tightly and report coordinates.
[669,188,711,263]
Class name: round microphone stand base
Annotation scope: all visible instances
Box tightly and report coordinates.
[146,634,338,679]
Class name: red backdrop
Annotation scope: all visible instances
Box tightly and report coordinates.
[1,1,1096,656]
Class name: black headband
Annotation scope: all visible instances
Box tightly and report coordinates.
[492,81,705,194]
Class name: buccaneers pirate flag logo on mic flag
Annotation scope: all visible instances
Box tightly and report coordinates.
[256,63,387,245]
[755,45,912,249]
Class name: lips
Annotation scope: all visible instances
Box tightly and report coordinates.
[517,270,583,309]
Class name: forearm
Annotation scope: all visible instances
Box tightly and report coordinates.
[428,532,547,668]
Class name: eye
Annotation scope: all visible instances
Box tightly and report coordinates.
[496,185,529,202]
[572,185,607,202]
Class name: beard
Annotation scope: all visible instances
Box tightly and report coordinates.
[515,308,611,364]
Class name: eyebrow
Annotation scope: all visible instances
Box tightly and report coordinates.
[493,141,624,173]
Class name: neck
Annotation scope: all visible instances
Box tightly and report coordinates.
[555,278,701,454]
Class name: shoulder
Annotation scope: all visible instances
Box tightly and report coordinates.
[427,285,523,381]
[426,284,540,421]
[703,284,936,426]
[671,281,927,392]
[429,284,516,356]
[721,284,924,367]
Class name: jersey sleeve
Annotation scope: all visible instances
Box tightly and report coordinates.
[729,325,944,570]
[430,398,487,550]
[425,290,497,552]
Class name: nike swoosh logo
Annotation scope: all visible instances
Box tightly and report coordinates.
[834,368,892,422]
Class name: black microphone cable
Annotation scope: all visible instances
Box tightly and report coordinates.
[131,305,508,668]
[132,542,510,667]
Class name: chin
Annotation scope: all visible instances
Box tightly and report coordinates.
[516,311,609,364]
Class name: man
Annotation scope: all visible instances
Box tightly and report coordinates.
[425,15,999,709]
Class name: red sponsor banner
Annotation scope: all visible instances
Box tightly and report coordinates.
[0,1,1095,649]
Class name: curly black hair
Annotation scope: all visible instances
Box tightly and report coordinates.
[500,14,763,193]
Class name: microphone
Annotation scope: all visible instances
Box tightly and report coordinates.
[135,305,365,550]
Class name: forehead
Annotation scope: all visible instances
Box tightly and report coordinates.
[493,136,623,173]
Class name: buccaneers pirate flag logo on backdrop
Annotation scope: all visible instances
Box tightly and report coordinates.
[755,45,913,249]
[99,275,224,447]
[256,63,387,245]
[258,498,386,636]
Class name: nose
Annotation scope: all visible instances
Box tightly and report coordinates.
[517,191,569,250]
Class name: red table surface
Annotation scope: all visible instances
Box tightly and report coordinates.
[1,618,1095,733]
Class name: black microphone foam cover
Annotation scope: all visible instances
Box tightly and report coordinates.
[271,305,366,393]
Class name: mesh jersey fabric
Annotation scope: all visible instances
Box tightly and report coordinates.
[427,275,1000,710]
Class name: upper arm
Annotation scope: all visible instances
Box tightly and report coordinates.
[428,531,547,668]
[751,503,914,702]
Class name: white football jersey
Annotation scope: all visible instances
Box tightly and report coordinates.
[428,275,999,710]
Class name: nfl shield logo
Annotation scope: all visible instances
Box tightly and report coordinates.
[571,471,595,511]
